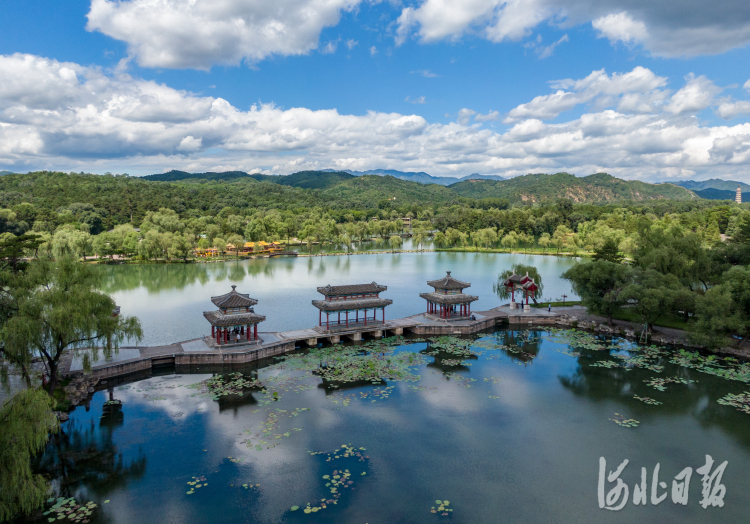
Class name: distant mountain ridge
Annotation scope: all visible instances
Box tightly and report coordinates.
[692,188,750,201]
[0,170,15,176]
[449,172,696,203]
[674,179,750,192]
[140,169,697,204]
[144,168,504,186]
[326,168,505,185]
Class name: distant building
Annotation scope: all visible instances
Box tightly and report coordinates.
[737,186,743,204]
[400,217,412,229]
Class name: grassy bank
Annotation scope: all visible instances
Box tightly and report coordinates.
[435,247,592,257]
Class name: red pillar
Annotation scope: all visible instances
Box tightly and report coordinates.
[240,325,244,334]
[382,308,385,322]
[468,303,471,315]
[356,310,359,322]
[338,312,341,325]
[211,325,215,336]
[254,324,257,340]
[327,313,330,330]
[346,311,349,328]
[364,309,367,326]
[225,328,229,343]
[319,309,322,326]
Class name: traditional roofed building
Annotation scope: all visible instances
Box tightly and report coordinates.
[502,273,539,311]
[737,186,743,204]
[312,282,392,332]
[420,271,478,320]
[203,285,265,345]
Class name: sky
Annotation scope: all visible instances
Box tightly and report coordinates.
[1,0,750,182]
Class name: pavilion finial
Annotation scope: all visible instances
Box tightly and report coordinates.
[446,271,451,276]
[231,285,237,291]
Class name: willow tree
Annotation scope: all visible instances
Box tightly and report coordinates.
[0,388,59,521]
[2,256,142,393]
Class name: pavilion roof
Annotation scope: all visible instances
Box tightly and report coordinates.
[426,271,470,290]
[203,310,266,327]
[316,282,387,296]
[210,285,258,308]
[312,297,392,312]
[419,292,478,304]
[505,273,525,284]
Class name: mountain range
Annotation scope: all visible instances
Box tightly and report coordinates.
[139,170,696,204]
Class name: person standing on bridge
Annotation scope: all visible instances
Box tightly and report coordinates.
[548,303,551,313]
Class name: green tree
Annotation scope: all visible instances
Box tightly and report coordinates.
[1,257,142,393]
[592,237,623,263]
[433,231,448,248]
[0,388,59,521]
[388,235,403,253]
[562,260,632,325]
[493,264,544,303]
[620,268,682,332]
[501,231,518,252]
[213,237,227,256]
[538,232,551,253]
[171,233,194,262]
[227,234,244,258]
[412,227,428,252]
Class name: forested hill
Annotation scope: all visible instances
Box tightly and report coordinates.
[449,173,696,203]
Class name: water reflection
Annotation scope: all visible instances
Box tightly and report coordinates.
[32,329,750,523]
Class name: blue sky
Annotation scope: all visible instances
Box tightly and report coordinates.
[1,0,750,182]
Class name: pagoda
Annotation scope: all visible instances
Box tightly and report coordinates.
[203,285,265,345]
[420,271,478,320]
[737,186,743,204]
[502,273,539,311]
[312,282,392,332]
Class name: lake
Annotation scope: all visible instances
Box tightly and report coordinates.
[98,248,580,347]
[34,329,750,523]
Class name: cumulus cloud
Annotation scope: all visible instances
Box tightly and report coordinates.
[395,0,750,58]
[86,0,361,69]
[504,67,669,123]
[665,74,722,114]
[1,54,750,182]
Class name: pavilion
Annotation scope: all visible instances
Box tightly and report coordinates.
[312,282,392,332]
[203,285,266,345]
[502,273,539,311]
[419,271,478,320]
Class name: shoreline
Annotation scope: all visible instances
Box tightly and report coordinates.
[88,247,587,265]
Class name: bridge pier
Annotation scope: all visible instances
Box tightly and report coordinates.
[346,332,362,341]
[329,335,341,344]
[305,337,318,346]
[370,330,383,338]
[392,327,403,335]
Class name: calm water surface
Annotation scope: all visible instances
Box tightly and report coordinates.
[35,330,750,523]
[99,249,579,346]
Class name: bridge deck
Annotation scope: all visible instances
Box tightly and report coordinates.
[59,306,561,380]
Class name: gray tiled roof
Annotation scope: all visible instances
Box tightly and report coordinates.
[203,310,266,327]
[505,273,524,284]
[316,282,387,296]
[312,297,392,312]
[426,271,471,290]
[419,292,478,304]
[210,285,258,308]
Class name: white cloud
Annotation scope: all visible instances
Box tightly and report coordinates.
[474,110,500,122]
[395,0,750,58]
[369,46,378,56]
[457,108,477,125]
[346,39,358,50]
[405,95,426,104]
[321,39,340,54]
[1,54,750,183]
[536,34,568,59]
[592,12,648,46]
[665,74,722,114]
[505,67,669,123]
[411,69,440,78]
[86,0,361,69]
